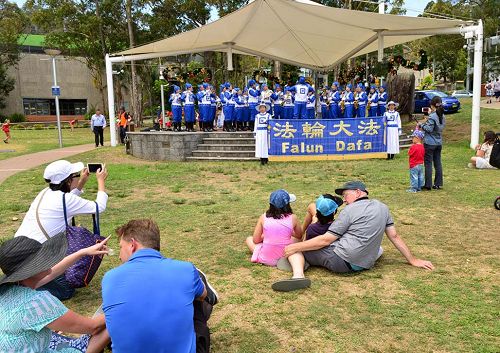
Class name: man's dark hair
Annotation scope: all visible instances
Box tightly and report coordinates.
[266,204,293,219]
[116,219,161,251]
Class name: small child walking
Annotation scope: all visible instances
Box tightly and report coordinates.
[407,130,425,192]
[2,119,11,143]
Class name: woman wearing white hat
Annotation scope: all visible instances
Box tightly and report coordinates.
[254,102,271,165]
[383,101,402,159]
[14,160,108,299]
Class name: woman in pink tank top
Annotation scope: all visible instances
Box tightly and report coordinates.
[246,190,311,292]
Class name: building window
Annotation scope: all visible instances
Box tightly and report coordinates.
[23,98,87,116]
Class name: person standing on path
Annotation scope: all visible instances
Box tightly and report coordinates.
[90,109,106,147]
[418,96,446,190]
[2,119,11,143]
[494,78,500,102]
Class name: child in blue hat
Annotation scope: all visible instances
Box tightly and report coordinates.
[302,194,343,239]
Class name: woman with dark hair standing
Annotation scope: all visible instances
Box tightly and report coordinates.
[14,160,108,299]
[419,96,446,190]
[245,189,310,291]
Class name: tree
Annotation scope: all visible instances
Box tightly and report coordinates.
[0,0,28,110]
[25,0,129,112]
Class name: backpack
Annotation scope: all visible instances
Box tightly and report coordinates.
[489,133,500,169]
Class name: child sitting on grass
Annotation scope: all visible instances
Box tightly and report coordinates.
[302,194,343,239]
[407,130,425,192]
[245,189,310,292]
[305,195,342,240]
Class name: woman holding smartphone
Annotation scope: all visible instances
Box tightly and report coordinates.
[14,159,108,300]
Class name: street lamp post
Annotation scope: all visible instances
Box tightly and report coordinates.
[44,48,63,148]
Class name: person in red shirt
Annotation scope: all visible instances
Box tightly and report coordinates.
[407,130,425,192]
[2,119,11,143]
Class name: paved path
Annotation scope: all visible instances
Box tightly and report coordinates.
[0,144,99,185]
[480,99,500,109]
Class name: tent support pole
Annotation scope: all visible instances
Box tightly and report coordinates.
[105,54,117,147]
[378,32,384,62]
[470,20,483,149]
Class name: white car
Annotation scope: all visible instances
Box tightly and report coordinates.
[451,90,473,98]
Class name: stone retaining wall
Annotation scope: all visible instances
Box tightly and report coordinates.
[126,131,207,161]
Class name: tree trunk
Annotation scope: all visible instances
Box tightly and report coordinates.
[387,69,415,119]
[125,0,141,126]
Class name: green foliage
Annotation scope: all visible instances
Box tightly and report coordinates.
[0,62,14,110]
[8,112,25,123]
[418,74,435,90]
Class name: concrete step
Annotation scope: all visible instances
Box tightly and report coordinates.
[192,150,256,158]
[202,138,256,145]
[204,132,254,138]
[197,144,256,151]
[186,156,258,161]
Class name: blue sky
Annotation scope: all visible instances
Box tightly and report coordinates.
[12,0,428,17]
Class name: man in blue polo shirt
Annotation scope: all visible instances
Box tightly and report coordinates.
[102,219,209,353]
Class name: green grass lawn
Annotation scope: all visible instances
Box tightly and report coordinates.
[0,101,499,352]
[0,127,94,160]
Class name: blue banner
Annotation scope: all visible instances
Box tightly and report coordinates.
[268,118,386,156]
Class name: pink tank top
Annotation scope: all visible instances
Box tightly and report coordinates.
[251,214,294,266]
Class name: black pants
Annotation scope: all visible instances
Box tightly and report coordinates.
[424,144,443,188]
[194,300,212,353]
[93,126,104,146]
[119,126,127,144]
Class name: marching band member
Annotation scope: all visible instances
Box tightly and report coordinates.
[254,102,271,165]
[209,84,217,131]
[181,83,196,132]
[342,83,354,118]
[378,85,388,116]
[169,85,183,132]
[248,80,260,131]
[197,83,210,131]
[320,86,330,119]
[355,83,368,118]
[271,84,284,119]
[383,101,402,160]
[282,87,294,119]
[234,88,245,131]
[306,88,316,119]
[289,76,312,119]
[221,82,234,132]
[368,85,379,117]
[330,82,341,119]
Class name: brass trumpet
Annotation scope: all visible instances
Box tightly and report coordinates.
[340,99,345,113]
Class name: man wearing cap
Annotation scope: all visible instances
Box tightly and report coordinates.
[169,85,183,132]
[181,83,196,132]
[90,109,106,147]
[378,85,388,116]
[289,76,313,119]
[285,181,434,273]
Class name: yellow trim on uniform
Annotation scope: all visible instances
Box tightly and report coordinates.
[268,152,387,162]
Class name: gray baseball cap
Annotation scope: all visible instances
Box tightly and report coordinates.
[334,181,369,195]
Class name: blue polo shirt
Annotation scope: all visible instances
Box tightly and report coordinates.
[102,248,205,353]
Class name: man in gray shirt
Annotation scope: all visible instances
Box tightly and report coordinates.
[285,181,434,273]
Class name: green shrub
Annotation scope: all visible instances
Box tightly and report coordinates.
[9,113,26,123]
[33,124,44,130]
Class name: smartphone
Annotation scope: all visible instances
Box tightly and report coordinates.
[87,163,103,173]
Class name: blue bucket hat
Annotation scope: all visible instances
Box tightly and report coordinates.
[202,83,208,89]
[346,83,353,89]
[270,189,296,209]
[185,83,192,89]
[173,85,180,92]
[315,195,339,216]
[370,85,376,90]
[357,83,364,89]
[332,82,339,89]
[298,76,306,84]
[248,79,256,86]
[275,83,281,89]
[225,82,231,89]
[234,87,240,92]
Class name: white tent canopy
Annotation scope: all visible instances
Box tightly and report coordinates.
[112,0,468,70]
[106,0,483,149]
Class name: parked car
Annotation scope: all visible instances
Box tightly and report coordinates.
[451,90,473,98]
[414,90,461,114]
